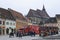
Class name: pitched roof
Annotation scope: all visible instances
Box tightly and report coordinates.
[8,8,27,21]
[42,10,49,18]
[26,9,41,18]
[36,6,49,18]
[0,8,15,20]
[26,7,49,18]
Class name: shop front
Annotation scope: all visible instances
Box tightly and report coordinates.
[6,28,16,35]
[0,26,5,35]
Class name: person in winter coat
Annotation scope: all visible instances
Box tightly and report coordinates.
[16,31,19,37]
[18,31,22,38]
[9,32,14,38]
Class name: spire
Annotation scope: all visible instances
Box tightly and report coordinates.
[42,5,45,11]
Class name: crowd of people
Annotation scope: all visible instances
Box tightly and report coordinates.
[9,30,36,38]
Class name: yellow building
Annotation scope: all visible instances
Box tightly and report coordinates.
[8,8,28,30]
[16,19,28,29]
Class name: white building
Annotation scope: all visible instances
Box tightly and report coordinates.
[0,18,16,35]
[5,19,16,34]
[0,8,16,35]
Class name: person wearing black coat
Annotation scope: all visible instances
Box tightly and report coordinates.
[9,32,14,37]
[16,31,19,37]
[18,31,22,38]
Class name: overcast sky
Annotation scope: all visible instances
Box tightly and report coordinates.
[0,0,60,17]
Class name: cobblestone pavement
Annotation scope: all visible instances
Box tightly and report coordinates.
[0,35,60,40]
[0,35,40,40]
[42,34,60,40]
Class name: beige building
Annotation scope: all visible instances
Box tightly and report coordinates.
[44,17,58,27]
[8,8,29,30]
[56,15,60,31]
[16,19,28,29]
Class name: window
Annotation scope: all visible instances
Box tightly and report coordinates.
[3,21,5,25]
[13,23,15,25]
[0,21,2,24]
[10,23,12,25]
[6,22,9,25]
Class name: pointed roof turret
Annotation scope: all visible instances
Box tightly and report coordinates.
[42,5,45,11]
[42,5,50,18]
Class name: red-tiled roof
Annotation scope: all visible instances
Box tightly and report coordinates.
[0,8,15,20]
[37,9,49,18]
[8,8,27,21]
[26,6,50,18]
[26,9,41,18]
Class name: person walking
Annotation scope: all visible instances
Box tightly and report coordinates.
[16,31,19,37]
[9,31,14,38]
[18,31,22,38]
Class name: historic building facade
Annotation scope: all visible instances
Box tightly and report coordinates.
[0,8,16,35]
[56,14,60,31]
[0,18,5,35]
[5,19,16,34]
[44,17,57,27]
[26,5,49,25]
[8,8,28,30]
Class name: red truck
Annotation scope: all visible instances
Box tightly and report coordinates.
[19,25,58,36]
[19,25,40,36]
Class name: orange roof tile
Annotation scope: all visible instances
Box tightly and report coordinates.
[8,8,27,21]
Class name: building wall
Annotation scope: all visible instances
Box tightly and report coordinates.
[0,18,5,35]
[5,19,16,34]
[56,18,60,31]
[16,19,28,30]
[0,18,5,27]
[29,17,41,24]
[44,23,58,27]
[5,20,16,29]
